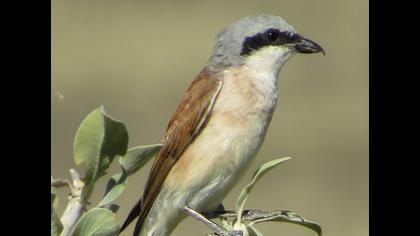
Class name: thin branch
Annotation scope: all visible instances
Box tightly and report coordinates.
[208,209,305,222]
[51,178,71,188]
[181,206,243,236]
[59,169,86,236]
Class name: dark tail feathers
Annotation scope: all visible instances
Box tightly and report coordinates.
[119,199,142,234]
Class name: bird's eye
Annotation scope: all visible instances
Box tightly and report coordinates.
[265,30,279,42]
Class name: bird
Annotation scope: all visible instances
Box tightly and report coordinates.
[120,14,324,236]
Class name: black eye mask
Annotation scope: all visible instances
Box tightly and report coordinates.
[240,28,301,56]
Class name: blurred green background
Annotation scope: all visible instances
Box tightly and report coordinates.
[51,0,368,236]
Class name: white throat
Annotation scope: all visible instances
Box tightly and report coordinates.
[244,46,293,93]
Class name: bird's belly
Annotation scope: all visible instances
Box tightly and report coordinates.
[142,71,278,235]
[164,106,274,213]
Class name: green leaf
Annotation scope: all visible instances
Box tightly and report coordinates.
[119,144,161,175]
[248,212,322,236]
[51,187,63,236]
[96,144,161,207]
[73,106,128,198]
[51,186,59,209]
[235,157,291,223]
[97,172,127,208]
[70,208,119,236]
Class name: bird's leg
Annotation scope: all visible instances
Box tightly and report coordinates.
[180,206,243,236]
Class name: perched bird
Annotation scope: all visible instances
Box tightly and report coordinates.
[121,14,324,236]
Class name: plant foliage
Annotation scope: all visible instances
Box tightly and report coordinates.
[51,106,321,236]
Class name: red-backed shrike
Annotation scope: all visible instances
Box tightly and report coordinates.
[120,14,324,236]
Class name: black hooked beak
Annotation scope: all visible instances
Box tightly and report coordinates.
[294,36,325,55]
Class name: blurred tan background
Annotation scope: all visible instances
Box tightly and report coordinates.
[51,0,368,236]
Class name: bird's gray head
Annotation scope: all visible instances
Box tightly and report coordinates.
[207,14,324,71]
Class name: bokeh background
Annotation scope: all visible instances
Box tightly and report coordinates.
[51,0,368,236]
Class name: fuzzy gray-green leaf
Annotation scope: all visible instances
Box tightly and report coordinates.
[51,186,59,209]
[70,208,119,236]
[73,106,128,198]
[119,144,161,175]
[97,145,161,207]
[249,212,322,236]
[97,172,127,207]
[98,113,129,178]
[235,157,291,223]
[73,107,104,183]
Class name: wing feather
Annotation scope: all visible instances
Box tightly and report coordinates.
[120,68,223,235]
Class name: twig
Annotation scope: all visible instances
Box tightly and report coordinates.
[51,178,71,188]
[208,209,305,222]
[181,206,243,236]
[59,169,86,236]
